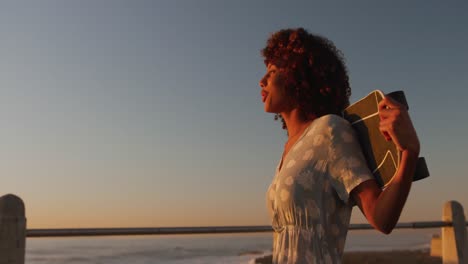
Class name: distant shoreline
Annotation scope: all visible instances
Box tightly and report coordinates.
[343,249,441,264]
[255,249,442,264]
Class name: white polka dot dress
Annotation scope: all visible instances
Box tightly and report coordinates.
[266,114,373,264]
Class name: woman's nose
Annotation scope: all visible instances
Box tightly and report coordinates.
[259,76,266,88]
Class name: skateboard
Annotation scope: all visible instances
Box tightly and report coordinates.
[342,90,429,188]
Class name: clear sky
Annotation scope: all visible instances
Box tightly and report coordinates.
[0,1,467,228]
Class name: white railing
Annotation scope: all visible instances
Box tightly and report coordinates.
[1,194,467,264]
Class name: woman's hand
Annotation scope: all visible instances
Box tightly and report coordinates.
[378,96,420,156]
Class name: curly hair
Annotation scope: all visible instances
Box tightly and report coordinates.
[261,28,351,129]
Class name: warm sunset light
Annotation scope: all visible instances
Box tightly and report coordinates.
[0,1,467,263]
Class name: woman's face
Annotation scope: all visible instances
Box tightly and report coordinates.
[259,64,293,113]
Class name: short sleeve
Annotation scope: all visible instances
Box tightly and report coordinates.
[320,115,373,204]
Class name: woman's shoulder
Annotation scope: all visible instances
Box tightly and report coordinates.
[313,114,351,129]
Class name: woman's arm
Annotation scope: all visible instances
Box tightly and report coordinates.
[351,96,420,234]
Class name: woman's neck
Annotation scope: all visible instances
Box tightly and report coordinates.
[281,108,314,138]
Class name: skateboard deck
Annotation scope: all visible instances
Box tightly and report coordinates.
[342,90,429,188]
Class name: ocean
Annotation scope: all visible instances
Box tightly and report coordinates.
[26,228,439,264]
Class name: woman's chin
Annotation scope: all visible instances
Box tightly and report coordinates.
[264,107,276,114]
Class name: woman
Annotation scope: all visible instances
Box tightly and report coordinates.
[260,28,420,263]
